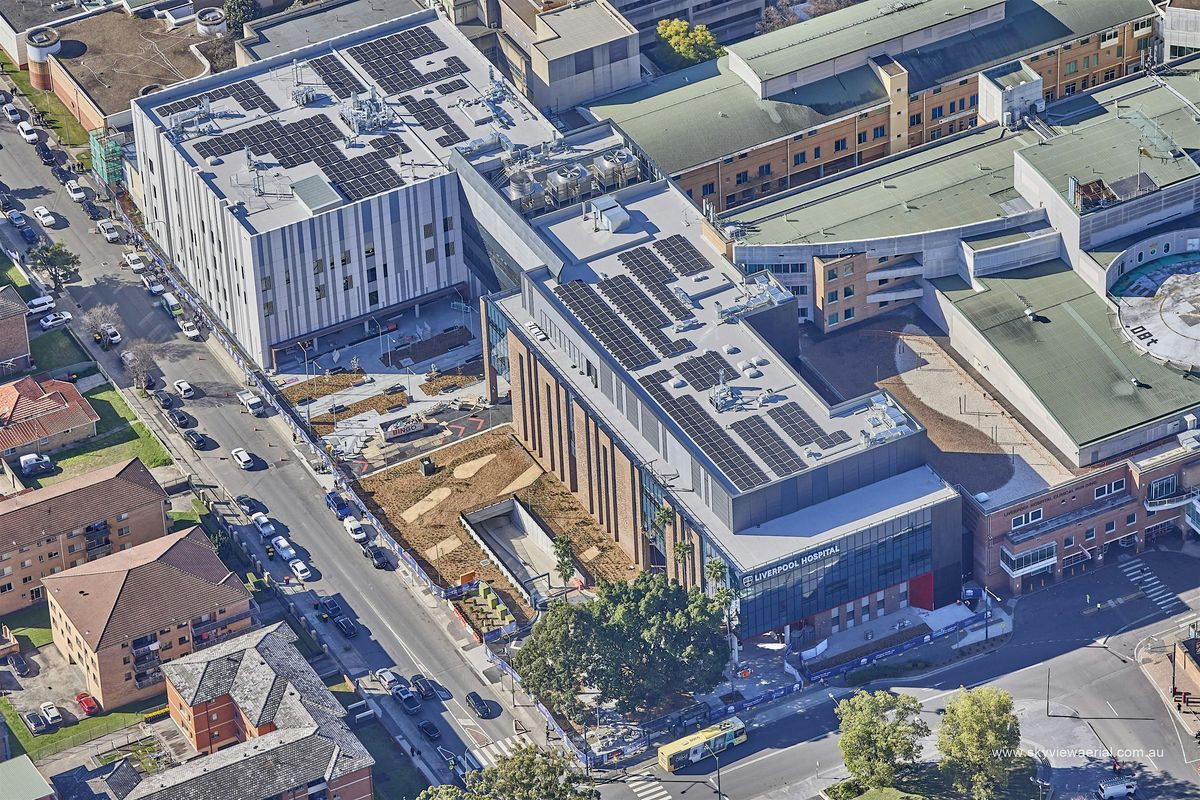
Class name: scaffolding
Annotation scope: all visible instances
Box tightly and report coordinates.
[90,128,129,186]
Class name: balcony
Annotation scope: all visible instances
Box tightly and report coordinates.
[190,603,259,636]
[868,261,924,282]
[867,282,923,303]
[1144,485,1200,512]
[131,639,159,658]
[135,671,164,690]
[86,541,112,558]
[1000,543,1057,578]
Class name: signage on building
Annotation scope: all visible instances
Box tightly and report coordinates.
[741,544,841,587]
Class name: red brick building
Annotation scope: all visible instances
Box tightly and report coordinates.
[0,375,99,458]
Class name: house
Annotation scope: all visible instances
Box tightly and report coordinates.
[0,458,168,616]
[42,527,256,710]
[0,755,55,800]
[0,375,100,458]
[0,285,31,372]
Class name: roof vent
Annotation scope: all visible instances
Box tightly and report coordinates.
[722,343,739,355]
[672,378,687,389]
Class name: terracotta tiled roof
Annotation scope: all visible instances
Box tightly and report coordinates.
[42,527,251,650]
[0,285,28,321]
[0,375,99,451]
[0,458,166,550]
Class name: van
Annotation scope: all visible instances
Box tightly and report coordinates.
[17,121,37,144]
[4,103,19,123]
[24,295,54,316]
[1096,778,1136,799]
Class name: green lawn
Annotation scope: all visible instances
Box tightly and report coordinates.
[0,603,51,650]
[0,254,36,301]
[29,329,89,372]
[355,721,428,800]
[85,384,139,436]
[324,676,360,710]
[0,49,89,151]
[168,498,206,533]
[0,693,165,761]
[31,419,171,487]
[97,736,173,774]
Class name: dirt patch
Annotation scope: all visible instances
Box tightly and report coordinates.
[307,392,410,434]
[282,370,368,405]
[499,465,541,495]
[382,326,472,368]
[402,486,453,523]
[420,358,485,395]
[453,454,496,479]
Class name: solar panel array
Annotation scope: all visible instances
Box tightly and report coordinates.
[662,396,769,491]
[554,280,656,370]
[653,234,713,277]
[730,417,806,477]
[396,96,467,147]
[158,79,279,118]
[192,114,408,202]
[615,247,694,320]
[676,350,736,391]
[308,54,366,99]
[436,79,469,95]
[768,402,853,450]
[347,26,469,95]
[598,275,693,359]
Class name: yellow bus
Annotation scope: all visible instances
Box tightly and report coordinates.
[657,716,747,773]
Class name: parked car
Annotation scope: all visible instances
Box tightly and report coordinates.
[123,252,147,272]
[38,310,71,330]
[465,691,489,718]
[97,219,120,243]
[334,616,357,637]
[0,193,14,212]
[235,495,259,515]
[152,389,172,409]
[317,596,342,617]
[373,668,401,691]
[31,206,53,226]
[417,719,441,741]
[35,143,53,165]
[361,544,390,570]
[6,208,25,226]
[75,692,100,716]
[17,225,37,245]
[66,180,85,202]
[178,319,201,340]
[17,121,37,144]
[271,536,296,560]
[19,453,53,477]
[394,687,421,715]
[164,407,188,428]
[100,323,120,345]
[25,295,54,316]
[173,380,194,398]
[3,102,20,123]
[288,558,311,581]
[231,448,253,469]
[182,429,207,450]
[81,200,100,220]
[7,652,30,677]
[411,674,435,700]
[324,491,352,519]
[23,712,47,736]
[142,274,165,295]
[251,512,276,538]
[39,702,62,726]
[343,516,369,543]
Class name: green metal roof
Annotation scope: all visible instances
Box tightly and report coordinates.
[727,0,1005,83]
[932,260,1200,448]
[0,755,53,800]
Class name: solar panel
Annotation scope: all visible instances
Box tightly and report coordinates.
[308,55,366,99]
[662,396,769,491]
[346,26,468,95]
[638,370,673,404]
[730,417,805,477]
[616,247,693,320]
[768,402,852,451]
[436,79,469,95]
[676,350,736,391]
[653,234,713,277]
[598,275,692,359]
[158,79,279,118]
[554,281,656,370]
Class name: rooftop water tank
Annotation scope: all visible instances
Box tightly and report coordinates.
[197,7,228,36]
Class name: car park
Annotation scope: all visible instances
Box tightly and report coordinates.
[24,712,47,735]
[19,453,53,476]
[142,274,165,294]
[288,558,311,581]
[97,219,120,242]
[343,516,369,543]
[231,448,253,469]
[271,536,296,560]
[178,319,201,340]
[465,691,488,718]
[325,491,352,519]
[152,389,172,409]
[334,616,357,637]
[40,702,62,726]
[17,121,37,143]
[25,295,54,316]
[35,144,53,166]
[7,652,30,676]
[373,668,401,691]
[394,687,421,715]
[411,674,435,700]
[123,252,147,272]
[18,225,37,245]
[173,380,194,398]
[183,429,207,450]
[251,512,276,538]
[164,408,188,428]
[75,692,100,716]
[39,311,71,330]
[66,180,85,202]
[7,208,25,226]
[100,323,120,345]
[417,720,441,741]
[235,495,259,515]
[32,206,53,226]
[317,596,342,617]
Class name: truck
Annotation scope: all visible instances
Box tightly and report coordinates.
[237,390,265,416]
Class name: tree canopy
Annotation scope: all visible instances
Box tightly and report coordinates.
[835,690,929,789]
[937,686,1020,800]
[757,3,800,34]
[26,242,79,291]
[223,0,257,34]
[415,744,597,800]
[655,19,724,70]
[513,571,729,718]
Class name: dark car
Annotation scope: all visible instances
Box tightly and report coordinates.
[23,712,47,736]
[165,408,188,428]
[361,543,390,570]
[152,389,172,409]
[81,200,100,220]
[7,652,30,677]
[394,687,421,715]
[317,596,342,617]
[411,674,435,699]
[52,165,71,183]
[183,429,207,450]
[465,691,488,719]
[324,491,352,520]
[18,225,37,245]
[136,373,155,390]
[36,143,53,165]
[417,719,441,741]
[235,495,260,515]
[0,193,13,212]
[334,616,357,638]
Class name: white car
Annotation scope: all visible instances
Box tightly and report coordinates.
[32,206,53,227]
[97,219,120,243]
[142,274,165,295]
[288,558,311,581]
[25,295,54,316]
[66,180,85,202]
[343,516,369,543]
[373,668,402,691]
[173,380,194,398]
[123,252,147,273]
[271,535,296,560]
[39,702,62,726]
[38,311,71,330]
[178,319,201,340]
[231,447,253,470]
[100,323,120,344]
[251,512,275,538]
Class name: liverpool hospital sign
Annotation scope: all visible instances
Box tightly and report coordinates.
[741,544,841,588]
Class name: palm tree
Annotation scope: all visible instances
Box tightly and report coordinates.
[705,558,727,591]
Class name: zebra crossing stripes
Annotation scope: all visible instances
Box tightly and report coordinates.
[627,773,671,800]
[1120,559,1187,614]
[470,733,536,767]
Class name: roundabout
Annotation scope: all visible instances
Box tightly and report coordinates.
[1113,255,1200,370]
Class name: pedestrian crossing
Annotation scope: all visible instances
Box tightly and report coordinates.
[1120,559,1187,614]
[627,773,671,800]
[470,733,536,767]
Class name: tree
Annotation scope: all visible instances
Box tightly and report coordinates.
[512,602,592,721]
[552,534,575,585]
[120,339,156,390]
[416,744,597,800]
[807,0,861,17]
[937,686,1020,800]
[672,539,692,564]
[704,558,727,590]
[223,0,257,35]
[757,3,800,34]
[655,19,724,71]
[80,303,120,335]
[26,242,80,292]
[836,690,929,789]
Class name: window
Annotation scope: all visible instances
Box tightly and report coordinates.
[1105,520,1116,534]
[842,285,854,299]
[1104,69,1117,82]
[366,267,377,283]
[930,105,944,119]
[702,182,715,196]
[844,307,855,320]
[368,290,379,306]
[826,268,838,281]
[826,312,838,326]
[1149,475,1178,500]
[340,250,351,266]
[444,242,456,257]
[1065,61,1078,75]
[1134,18,1152,35]
[969,94,978,107]
[1085,527,1096,541]
[736,171,749,185]
[726,194,736,207]
[826,291,838,303]
[608,38,629,64]
[260,276,273,291]
[873,125,885,139]
[857,132,867,145]
[909,113,922,126]
[343,275,354,291]
[1137,37,1149,52]
[1095,478,1126,499]
[364,244,375,258]
[423,222,434,238]
[834,138,847,152]
[1064,535,1074,548]
[813,146,821,159]
[1064,82,1076,96]
[758,164,772,177]
[118,527,130,537]
[314,285,327,301]
[313,257,324,274]
[793,152,806,166]
[1101,29,1119,46]
[263,301,274,317]
[1011,508,1044,530]
[929,128,942,140]
[424,248,436,263]
[1126,512,1137,526]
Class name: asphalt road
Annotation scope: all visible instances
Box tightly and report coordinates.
[0,117,541,786]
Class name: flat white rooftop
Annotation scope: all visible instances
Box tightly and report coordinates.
[136,8,555,234]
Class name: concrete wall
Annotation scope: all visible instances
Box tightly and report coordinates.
[1102,227,1200,291]
[1165,6,1200,57]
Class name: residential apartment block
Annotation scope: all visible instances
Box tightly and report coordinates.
[43,527,256,710]
[0,458,168,616]
[586,0,1158,212]
[0,286,31,373]
[0,375,100,458]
